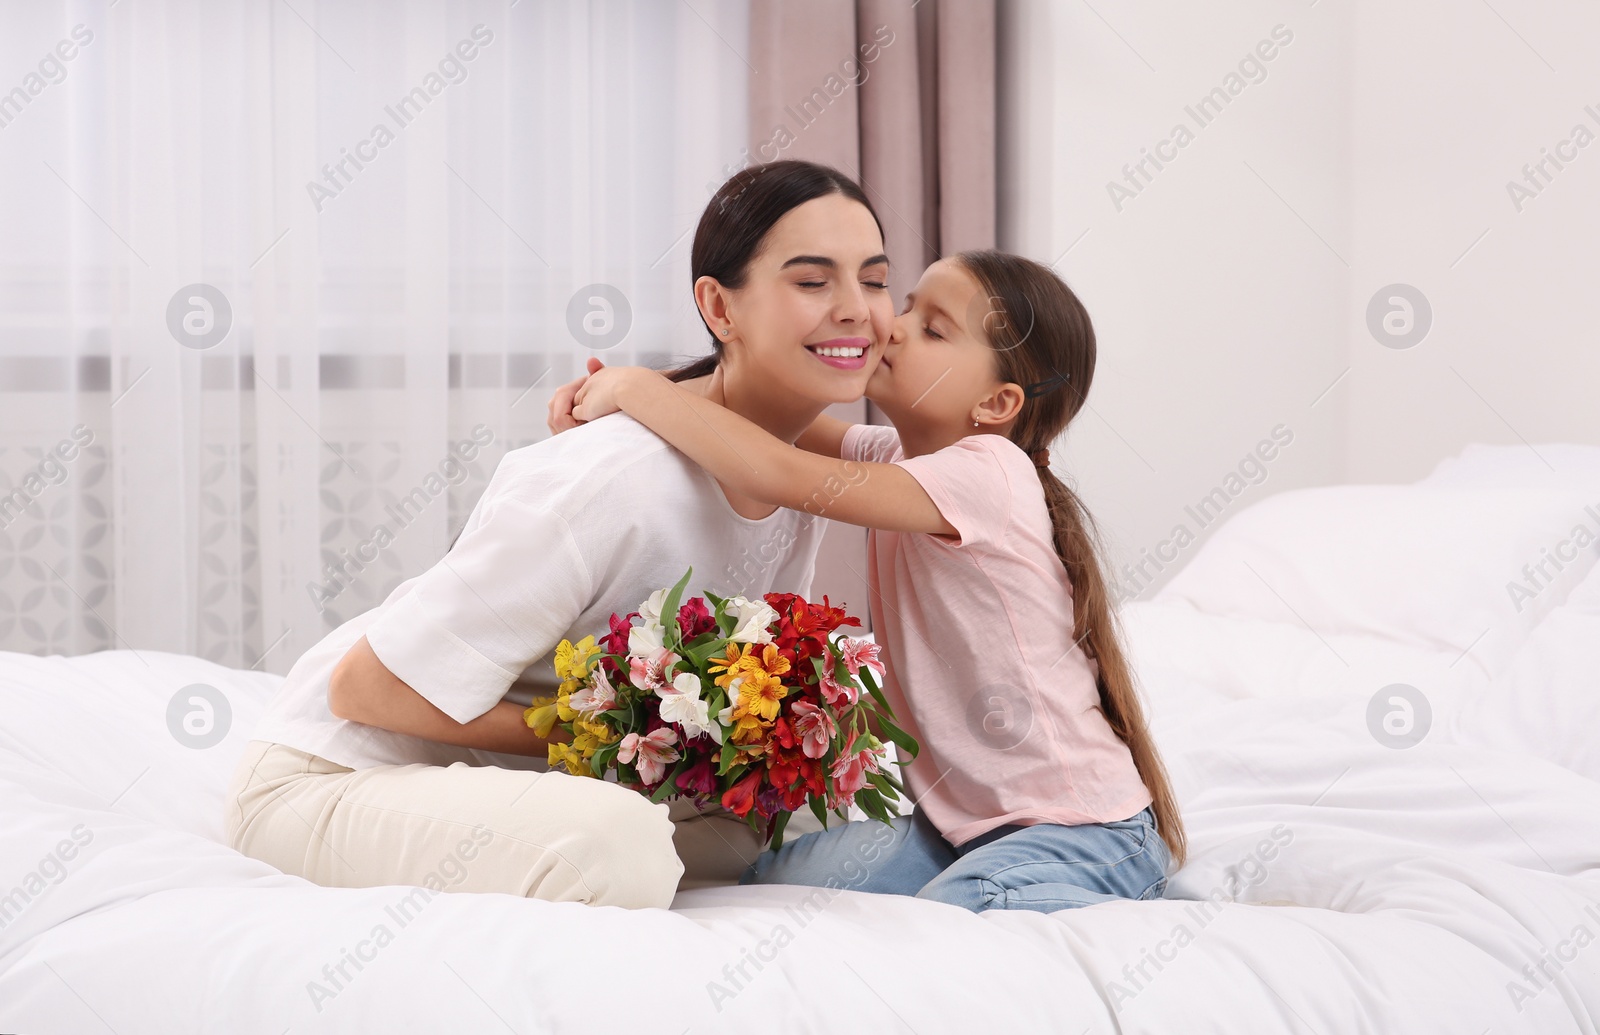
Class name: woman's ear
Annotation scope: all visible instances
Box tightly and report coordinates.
[693,275,736,340]
[975,382,1027,427]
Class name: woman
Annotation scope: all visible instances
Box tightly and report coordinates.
[223,160,895,909]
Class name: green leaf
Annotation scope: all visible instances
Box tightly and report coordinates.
[858,664,891,712]
[717,738,738,775]
[866,770,897,796]
[869,767,906,795]
[682,640,717,667]
[768,810,792,851]
[809,794,829,829]
[659,567,695,652]
[650,756,693,803]
[589,742,621,776]
[875,712,920,760]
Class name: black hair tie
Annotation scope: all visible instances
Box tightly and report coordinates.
[1024,370,1070,399]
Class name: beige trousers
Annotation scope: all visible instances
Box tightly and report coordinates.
[222,740,775,908]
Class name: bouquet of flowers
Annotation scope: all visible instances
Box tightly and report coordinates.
[523,567,917,847]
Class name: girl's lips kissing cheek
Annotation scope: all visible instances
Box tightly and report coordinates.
[804,337,870,370]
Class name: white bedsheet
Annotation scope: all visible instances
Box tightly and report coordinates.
[3,444,1599,1034]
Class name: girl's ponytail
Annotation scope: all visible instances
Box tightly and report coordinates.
[955,249,1188,868]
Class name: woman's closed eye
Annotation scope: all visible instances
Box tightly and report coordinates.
[798,279,888,290]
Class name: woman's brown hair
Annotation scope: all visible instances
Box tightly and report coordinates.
[954,249,1187,868]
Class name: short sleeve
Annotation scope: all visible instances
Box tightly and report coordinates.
[892,437,1014,550]
[841,423,901,463]
[363,494,593,724]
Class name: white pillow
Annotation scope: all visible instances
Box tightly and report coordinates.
[1152,483,1600,677]
[1450,563,1600,780]
[1423,443,1600,491]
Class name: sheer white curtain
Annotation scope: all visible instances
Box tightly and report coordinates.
[0,0,750,674]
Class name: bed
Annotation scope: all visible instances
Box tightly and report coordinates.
[3,443,1599,1034]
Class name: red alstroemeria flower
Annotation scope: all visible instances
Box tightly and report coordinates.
[602,610,637,656]
[677,596,716,640]
[721,769,764,819]
[675,757,717,798]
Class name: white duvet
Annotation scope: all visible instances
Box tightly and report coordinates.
[3,443,1599,1034]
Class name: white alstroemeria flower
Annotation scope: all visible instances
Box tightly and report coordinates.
[638,587,670,627]
[724,595,779,644]
[658,671,720,743]
[628,619,664,657]
[665,671,703,700]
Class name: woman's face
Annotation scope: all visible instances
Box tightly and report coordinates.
[716,194,894,406]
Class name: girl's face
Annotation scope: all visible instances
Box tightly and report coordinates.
[716,194,894,406]
[868,259,1001,428]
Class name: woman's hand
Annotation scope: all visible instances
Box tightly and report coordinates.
[546,357,606,435]
[572,366,660,422]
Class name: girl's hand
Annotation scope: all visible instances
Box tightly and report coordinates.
[572,365,655,422]
[546,357,606,435]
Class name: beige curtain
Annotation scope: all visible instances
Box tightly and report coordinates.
[745,0,997,624]
[748,0,996,297]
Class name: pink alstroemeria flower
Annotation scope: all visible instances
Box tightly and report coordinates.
[628,646,680,693]
[617,727,680,786]
[837,637,885,681]
[828,739,882,796]
[818,663,856,708]
[789,699,836,760]
[569,666,617,717]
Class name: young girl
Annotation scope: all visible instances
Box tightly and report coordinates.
[563,250,1187,913]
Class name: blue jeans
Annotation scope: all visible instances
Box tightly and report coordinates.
[741,806,1170,913]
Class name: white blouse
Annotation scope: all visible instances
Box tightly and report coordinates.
[249,412,827,770]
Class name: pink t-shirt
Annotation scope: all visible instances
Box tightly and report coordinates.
[843,423,1153,846]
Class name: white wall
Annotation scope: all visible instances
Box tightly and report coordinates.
[999,0,1599,601]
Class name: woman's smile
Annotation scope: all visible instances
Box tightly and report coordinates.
[804,336,872,370]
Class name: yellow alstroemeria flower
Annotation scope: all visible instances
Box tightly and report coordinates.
[548,741,594,777]
[524,695,560,738]
[554,635,602,682]
[709,642,753,689]
[571,718,619,758]
[555,689,578,724]
[748,643,791,680]
[736,667,787,722]
[711,641,791,688]
[585,718,621,745]
[730,712,769,746]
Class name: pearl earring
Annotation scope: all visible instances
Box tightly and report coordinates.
[721,328,731,336]
[972,421,979,428]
